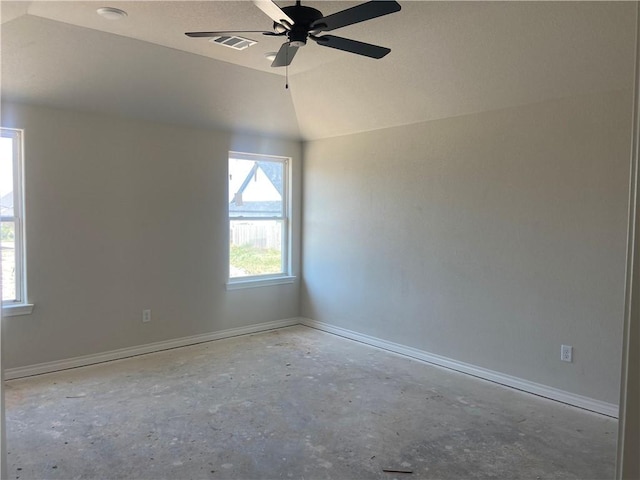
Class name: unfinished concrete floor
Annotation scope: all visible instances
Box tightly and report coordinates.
[5,325,616,479]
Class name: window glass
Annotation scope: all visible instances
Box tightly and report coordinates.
[229,159,284,218]
[1,130,21,303]
[229,154,288,279]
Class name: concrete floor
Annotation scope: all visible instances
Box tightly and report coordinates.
[5,325,616,479]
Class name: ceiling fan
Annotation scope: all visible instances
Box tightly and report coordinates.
[185,0,401,67]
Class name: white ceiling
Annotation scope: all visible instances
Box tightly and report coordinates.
[1,1,636,140]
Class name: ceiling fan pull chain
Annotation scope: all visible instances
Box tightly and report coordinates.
[285,44,289,89]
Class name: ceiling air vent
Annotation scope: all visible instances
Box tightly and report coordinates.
[209,36,257,51]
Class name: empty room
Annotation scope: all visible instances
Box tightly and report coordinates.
[1,1,638,479]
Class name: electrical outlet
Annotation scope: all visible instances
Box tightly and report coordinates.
[142,309,151,323]
[561,344,573,362]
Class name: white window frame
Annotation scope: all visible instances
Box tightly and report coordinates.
[226,151,294,290]
[1,128,32,316]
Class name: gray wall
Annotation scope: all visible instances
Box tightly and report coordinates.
[1,103,302,369]
[301,89,632,405]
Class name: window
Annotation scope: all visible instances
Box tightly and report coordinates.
[228,152,292,288]
[1,128,31,315]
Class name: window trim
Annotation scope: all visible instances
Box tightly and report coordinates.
[225,275,296,291]
[227,151,293,288]
[1,127,31,316]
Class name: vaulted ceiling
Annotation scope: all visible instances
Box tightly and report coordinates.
[1,1,636,140]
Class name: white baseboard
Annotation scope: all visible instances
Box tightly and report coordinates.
[300,318,619,418]
[6,316,619,418]
[4,317,301,381]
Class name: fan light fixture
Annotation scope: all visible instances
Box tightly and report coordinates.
[96,7,128,20]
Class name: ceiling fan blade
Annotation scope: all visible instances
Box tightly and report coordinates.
[312,35,390,59]
[185,30,276,38]
[253,0,294,29]
[310,1,401,33]
[271,42,299,67]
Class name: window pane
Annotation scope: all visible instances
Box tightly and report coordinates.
[0,136,14,217]
[230,219,283,277]
[1,219,17,302]
[229,159,283,218]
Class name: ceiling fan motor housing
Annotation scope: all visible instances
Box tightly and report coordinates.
[279,4,324,47]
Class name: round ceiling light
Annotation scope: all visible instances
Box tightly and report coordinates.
[264,52,278,62]
[96,7,128,20]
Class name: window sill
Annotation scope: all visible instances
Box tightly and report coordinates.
[226,275,296,291]
[2,303,34,317]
